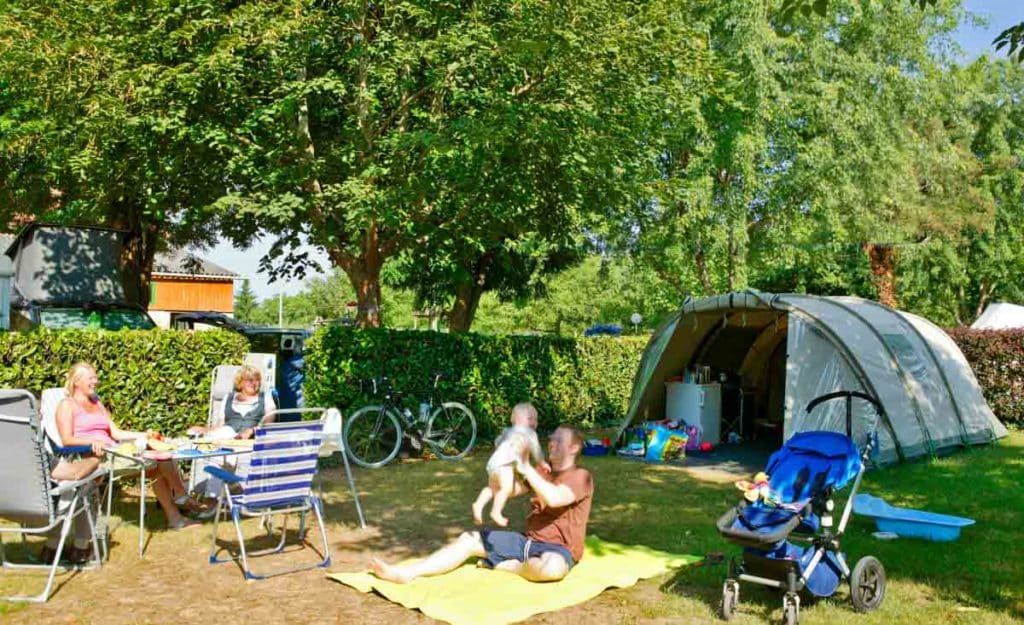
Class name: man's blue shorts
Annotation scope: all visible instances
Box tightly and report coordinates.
[479,530,575,570]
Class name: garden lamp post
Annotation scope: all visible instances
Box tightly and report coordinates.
[630,312,642,334]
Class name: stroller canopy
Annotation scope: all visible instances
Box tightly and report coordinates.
[619,291,1007,464]
[766,431,861,502]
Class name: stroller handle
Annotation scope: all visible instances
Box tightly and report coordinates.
[805,390,882,415]
[805,390,881,460]
[805,391,883,439]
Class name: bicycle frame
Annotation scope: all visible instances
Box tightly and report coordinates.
[346,374,476,468]
[365,375,446,437]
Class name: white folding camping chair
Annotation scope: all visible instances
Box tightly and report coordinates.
[188,365,278,495]
[0,389,105,602]
[39,388,160,560]
[206,419,333,579]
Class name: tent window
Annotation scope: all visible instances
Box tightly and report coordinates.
[880,333,929,382]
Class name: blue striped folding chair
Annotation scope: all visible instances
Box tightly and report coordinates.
[205,420,331,579]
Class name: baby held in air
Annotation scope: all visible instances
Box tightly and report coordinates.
[472,403,548,527]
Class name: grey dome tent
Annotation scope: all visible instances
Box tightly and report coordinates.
[618,291,1007,464]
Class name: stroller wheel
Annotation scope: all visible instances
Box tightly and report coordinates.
[850,556,886,612]
[720,579,739,621]
[782,592,800,625]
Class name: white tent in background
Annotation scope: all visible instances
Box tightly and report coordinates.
[971,302,1024,330]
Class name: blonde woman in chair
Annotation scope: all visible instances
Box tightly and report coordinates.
[52,362,200,533]
[187,365,277,501]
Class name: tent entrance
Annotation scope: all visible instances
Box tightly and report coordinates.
[663,311,790,448]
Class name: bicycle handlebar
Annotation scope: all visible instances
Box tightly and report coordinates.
[359,375,449,396]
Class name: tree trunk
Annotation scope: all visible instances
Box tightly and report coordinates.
[449,282,486,332]
[448,249,497,332]
[353,267,382,328]
[331,223,386,329]
[863,243,898,308]
[338,260,382,328]
[694,244,714,294]
[110,206,158,310]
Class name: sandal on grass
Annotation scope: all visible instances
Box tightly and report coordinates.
[174,495,208,514]
[169,518,202,531]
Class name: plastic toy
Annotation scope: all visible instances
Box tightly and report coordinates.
[735,471,782,506]
[853,494,975,542]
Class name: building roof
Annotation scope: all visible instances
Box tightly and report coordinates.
[4,228,238,280]
[152,249,239,280]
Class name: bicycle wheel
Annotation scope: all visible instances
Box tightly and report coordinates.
[425,402,477,460]
[344,405,403,468]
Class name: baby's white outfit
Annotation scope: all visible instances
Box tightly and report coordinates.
[486,425,543,474]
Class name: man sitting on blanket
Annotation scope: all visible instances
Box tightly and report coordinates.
[370,422,594,583]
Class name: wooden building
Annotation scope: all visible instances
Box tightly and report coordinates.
[149,250,239,329]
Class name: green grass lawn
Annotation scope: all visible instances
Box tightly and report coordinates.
[339,431,1024,624]
[2,432,1022,624]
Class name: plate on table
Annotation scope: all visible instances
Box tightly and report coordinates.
[148,439,176,452]
[115,442,139,456]
[217,439,255,449]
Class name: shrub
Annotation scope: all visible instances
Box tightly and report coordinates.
[0,329,248,434]
[947,328,1024,428]
[303,327,648,439]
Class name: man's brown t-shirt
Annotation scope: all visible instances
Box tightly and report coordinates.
[525,466,593,562]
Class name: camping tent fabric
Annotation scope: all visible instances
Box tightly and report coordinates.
[619,291,1007,464]
[5,224,139,307]
[971,302,1024,330]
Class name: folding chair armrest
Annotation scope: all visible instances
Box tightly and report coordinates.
[54,444,93,455]
[204,465,242,484]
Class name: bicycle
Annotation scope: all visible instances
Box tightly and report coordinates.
[343,373,477,468]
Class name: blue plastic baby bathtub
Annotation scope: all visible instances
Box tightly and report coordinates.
[853,494,975,542]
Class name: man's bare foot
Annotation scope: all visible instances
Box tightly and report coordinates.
[368,557,414,584]
[490,510,509,527]
[472,501,485,525]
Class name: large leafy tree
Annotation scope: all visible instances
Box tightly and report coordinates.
[0,2,232,303]
[164,0,709,328]
[898,59,1024,325]
[378,0,709,331]
[619,0,991,307]
[3,1,710,327]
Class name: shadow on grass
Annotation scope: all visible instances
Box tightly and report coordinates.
[277,433,1024,622]
[840,436,1024,620]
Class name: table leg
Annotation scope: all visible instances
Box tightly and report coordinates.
[105,455,114,559]
[139,465,146,558]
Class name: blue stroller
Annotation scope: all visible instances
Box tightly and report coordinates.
[716,391,886,624]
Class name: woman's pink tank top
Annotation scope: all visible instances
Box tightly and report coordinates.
[72,401,116,446]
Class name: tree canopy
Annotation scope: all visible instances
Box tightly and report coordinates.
[3,0,1024,333]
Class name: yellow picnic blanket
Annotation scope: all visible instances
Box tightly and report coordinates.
[328,536,700,625]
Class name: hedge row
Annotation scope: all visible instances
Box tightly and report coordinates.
[5,325,1014,441]
[303,327,649,439]
[0,329,248,433]
[947,328,1024,428]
